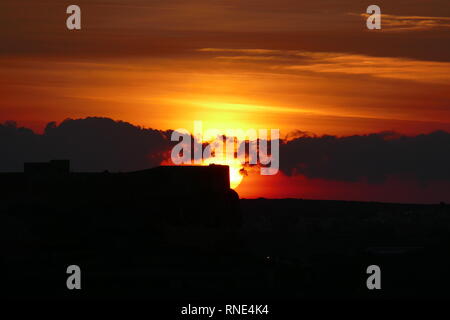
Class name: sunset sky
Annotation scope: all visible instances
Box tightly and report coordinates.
[1,0,450,202]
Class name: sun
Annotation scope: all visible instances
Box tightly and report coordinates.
[202,157,245,189]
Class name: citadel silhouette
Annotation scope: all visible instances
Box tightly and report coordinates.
[7,160,241,227]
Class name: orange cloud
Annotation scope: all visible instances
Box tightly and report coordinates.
[198,48,450,85]
[358,13,450,31]
[284,53,450,85]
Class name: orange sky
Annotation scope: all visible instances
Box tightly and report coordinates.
[1,0,450,201]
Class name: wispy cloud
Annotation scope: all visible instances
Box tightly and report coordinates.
[358,13,450,31]
[285,53,450,84]
[198,48,450,84]
[197,48,280,54]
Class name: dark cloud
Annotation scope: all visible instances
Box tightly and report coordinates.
[280,131,450,184]
[0,117,172,172]
[2,118,450,187]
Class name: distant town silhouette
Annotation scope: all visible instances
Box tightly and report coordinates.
[2,159,450,299]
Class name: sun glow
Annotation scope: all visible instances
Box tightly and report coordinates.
[202,157,245,189]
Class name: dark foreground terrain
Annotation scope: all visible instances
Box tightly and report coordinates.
[2,197,450,300]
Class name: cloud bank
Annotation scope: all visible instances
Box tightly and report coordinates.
[0,117,172,172]
[2,117,450,187]
[280,131,450,184]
